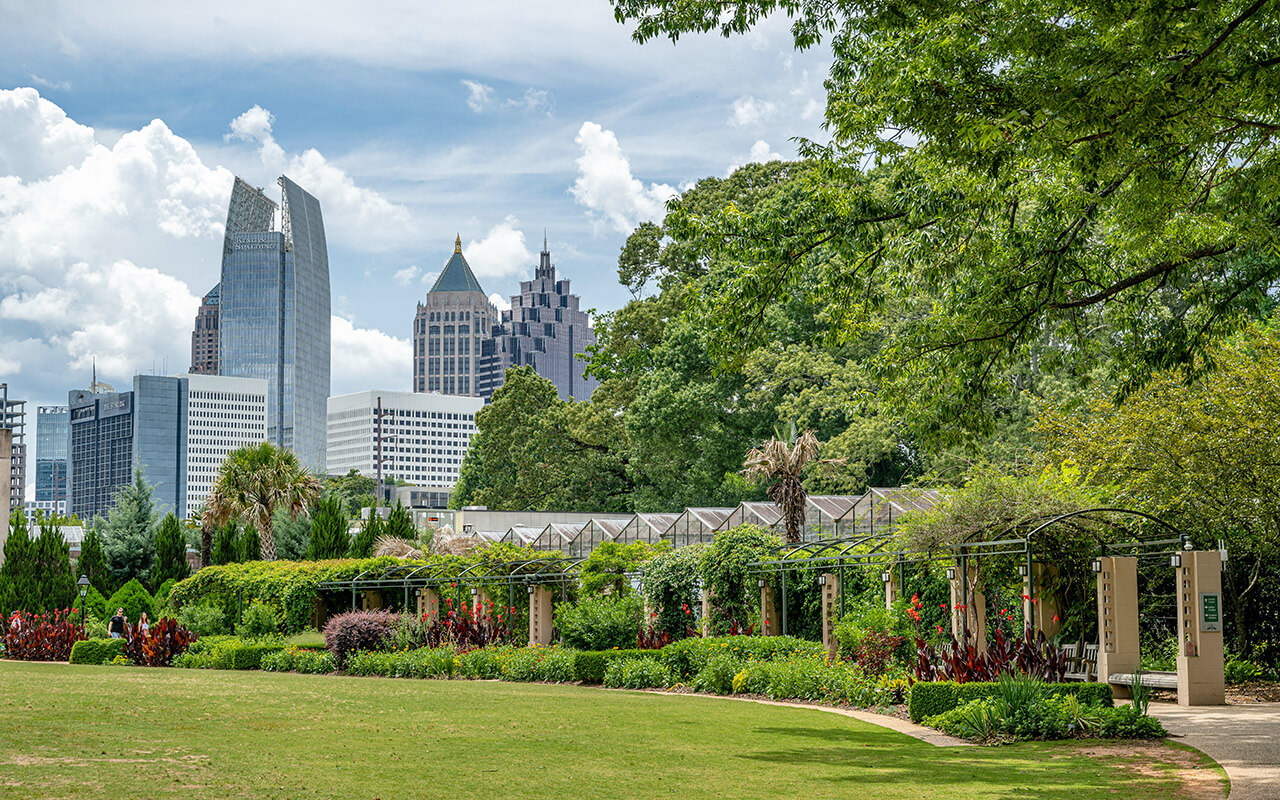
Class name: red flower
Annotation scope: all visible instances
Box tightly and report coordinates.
[1053,615,1060,623]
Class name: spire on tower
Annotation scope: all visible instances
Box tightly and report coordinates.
[454,234,462,254]
[543,229,548,252]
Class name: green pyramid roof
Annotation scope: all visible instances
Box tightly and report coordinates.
[430,235,486,294]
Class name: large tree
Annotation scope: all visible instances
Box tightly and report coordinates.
[307,494,350,560]
[205,442,322,561]
[100,469,158,587]
[150,512,191,588]
[612,0,1280,434]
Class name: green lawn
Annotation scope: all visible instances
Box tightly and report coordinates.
[0,662,1222,800]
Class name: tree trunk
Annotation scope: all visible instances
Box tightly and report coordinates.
[259,519,277,561]
[200,523,212,568]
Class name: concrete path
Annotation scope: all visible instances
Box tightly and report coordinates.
[1148,702,1280,800]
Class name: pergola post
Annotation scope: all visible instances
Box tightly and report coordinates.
[361,590,383,611]
[820,573,839,658]
[1176,550,1225,706]
[1096,556,1139,698]
[528,585,553,646]
[949,562,987,653]
[1024,563,1063,638]
[418,587,440,621]
[700,588,713,637]
[884,561,901,610]
[760,582,779,636]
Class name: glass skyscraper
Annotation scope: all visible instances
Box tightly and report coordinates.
[34,405,69,504]
[218,176,330,473]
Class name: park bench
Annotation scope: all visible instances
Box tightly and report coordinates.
[1108,671,1178,690]
[1062,643,1098,682]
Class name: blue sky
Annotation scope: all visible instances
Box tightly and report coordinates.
[0,1,830,415]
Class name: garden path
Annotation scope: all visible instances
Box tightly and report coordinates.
[1148,701,1280,800]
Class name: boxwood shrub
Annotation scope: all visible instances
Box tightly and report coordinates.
[572,649,661,684]
[69,638,126,665]
[909,681,1113,723]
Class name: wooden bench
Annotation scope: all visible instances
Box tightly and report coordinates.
[1062,643,1098,682]
[1108,671,1178,690]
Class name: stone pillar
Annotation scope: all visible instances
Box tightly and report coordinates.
[528,586,553,646]
[820,573,839,658]
[884,564,901,611]
[1096,556,1139,698]
[418,587,440,622]
[949,562,988,653]
[1176,551,1225,706]
[700,588,713,637]
[1024,563,1063,638]
[760,583,779,636]
[361,590,383,611]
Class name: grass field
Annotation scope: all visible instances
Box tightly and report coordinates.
[0,662,1225,799]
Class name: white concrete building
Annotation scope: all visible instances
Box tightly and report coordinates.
[327,390,484,490]
[183,374,269,514]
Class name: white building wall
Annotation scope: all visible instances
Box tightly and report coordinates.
[184,374,268,514]
[327,390,484,488]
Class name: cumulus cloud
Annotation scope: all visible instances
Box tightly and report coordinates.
[729,95,778,129]
[394,265,422,286]
[465,216,534,279]
[570,121,676,235]
[0,87,97,180]
[748,140,782,163]
[462,80,494,112]
[330,315,412,394]
[226,104,415,248]
[502,88,553,116]
[488,292,512,312]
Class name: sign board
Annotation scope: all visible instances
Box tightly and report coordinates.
[1200,593,1222,632]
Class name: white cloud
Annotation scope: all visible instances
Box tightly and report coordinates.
[503,88,553,116]
[226,104,416,248]
[330,315,411,394]
[748,140,782,163]
[465,216,534,280]
[570,121,676,234]
[729,95,778,129]
[461,79,495,112]
[0,87,97,180]
[28,74,71,91]
[394,265,421,286]
[488,292,512,312]
[801,98,824,121]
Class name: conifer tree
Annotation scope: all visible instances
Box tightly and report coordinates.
[347,508,381,558]
[101,469,157,586]
[31,519,76,612]
[150,513,191,588]
[237,526,261,562]
[307,494,350,560]
[77,522,109,593]
[212,522,238,565]
[0,510,31,614]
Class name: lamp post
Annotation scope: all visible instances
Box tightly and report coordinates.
[77,575,90,628]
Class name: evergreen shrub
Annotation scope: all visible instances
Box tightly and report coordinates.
[909,680,1114,723]
[69,638,127,665]
[603,656,671,689]
[106,579,155,624]
[554,594,641,650]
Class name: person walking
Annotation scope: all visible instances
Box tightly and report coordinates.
[138,613,150,636]
[109,608,126,639]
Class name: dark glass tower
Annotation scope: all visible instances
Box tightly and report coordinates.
[218,176,330,472]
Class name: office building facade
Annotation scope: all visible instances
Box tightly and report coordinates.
[1,385,25,514]
[218,176,330,473]
[68,388,135,521]
[327,390,483,491]
[34,405,69,506]
[189,283,220,375]
[412,237,499,396]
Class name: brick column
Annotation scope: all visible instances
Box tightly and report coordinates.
[949,563,988,653]
[760,583,779,636]
[1096,556,1139,698]
[528,586,553,646]
[1024,563,1063,638]
[821,573,839,658]
[418,587,440,622]
[700,588,713,637]
[1176,550,1225,706]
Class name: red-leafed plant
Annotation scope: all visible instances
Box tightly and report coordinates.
[913,627,1066,683]
[414,599,514,651]
[3,609,85,661]
[638,624,671,650]
[125,618,197,667]
[323,610,399,669]
[854,630,907,677]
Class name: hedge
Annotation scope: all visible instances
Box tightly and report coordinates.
[69,638,126,665]
[909,681,1114,722]
[227,644,284,670]
[572,649,662,684]
[661,636,824,680]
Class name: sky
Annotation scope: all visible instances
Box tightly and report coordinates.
[0,1,830,423]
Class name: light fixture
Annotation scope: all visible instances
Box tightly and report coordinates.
[757,579,766,588]
[76,575,90,628]
[471,586,479,597]
[946,567,957,581]
[817,575,826,586]
[1017,564,1029,578]
[1170,554,1182,568]
[1091,559,1102,573]
[881,570,892,584]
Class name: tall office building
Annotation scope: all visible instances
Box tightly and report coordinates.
[479,239,599,401]
[34,405,69,508]
[219,176,330,473]
[412,237,499,396]
[327,390,483,490]
[1,385,26,514]
[68,388,134,521]
[189,284,220,374]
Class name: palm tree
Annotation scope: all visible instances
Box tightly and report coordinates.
[743,424,828,544]
[205,442,322,561]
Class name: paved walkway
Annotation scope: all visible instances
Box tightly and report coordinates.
[1148,701,1280,800]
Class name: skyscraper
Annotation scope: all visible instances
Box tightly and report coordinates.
[1,385,26,514]
[68,387,133,521]
[412,236,499,396]
[34,405,68,508]
[480,239,599,401]
[189,283,220,374]
[218,176,330,472]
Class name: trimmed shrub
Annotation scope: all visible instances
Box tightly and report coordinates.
[261,646,335,674]
[72,586,110,622]
[69,638,127,665]
[236,600,281,638]
[347,647,456,679]
[661,636,823,680]
[572,649,659,684]
[106,579,154,624]
[322,610,397,670]
[604,656,671,689]
[909,681,1114,723]
[227,644,283,670]
[554,594,641,650]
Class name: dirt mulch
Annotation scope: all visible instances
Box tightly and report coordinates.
[1074,741,1227,800]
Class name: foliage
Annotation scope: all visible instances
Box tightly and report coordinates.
[69,638,127,665]
[554,594,642,651]
[927,683,1164,744]
[742,425,824,542]
[498,646,578,683]
[0,514,78,615]
[347,511,380,559]
[261,645,335,674]
[324,469,377,511]
[1226,657,1264,685]
[834,598,914,672]
[909,681,1113,724]
[579,541,664,597]
[2,609,84,660]
[77,525,108,594]
[236,600,280,638]
[72,585,109,622]
[384,502,415,541]
[640,544,704,639]
[603,655,672,689]
[306,494,350,560]
[693,652,743,695]
[699,525,780,635]
[661,635,824,682]
[395,600,516,651]
[150,513,191,588]
[322,610,397,669]
[124,617,197,667]
[100,469,158,587]
[571,649,661,684]
[347,646,457,679]
[913,627,1067,684]
[106,579,155,624]
[205,441,323,561]
[211,522,239,566]
[236,526,262,563]
[271,506,311,562]
[177,602,230,637]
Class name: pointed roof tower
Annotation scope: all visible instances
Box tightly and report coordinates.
[429,234,486,293]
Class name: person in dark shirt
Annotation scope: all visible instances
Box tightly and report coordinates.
[109,608,126,639]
